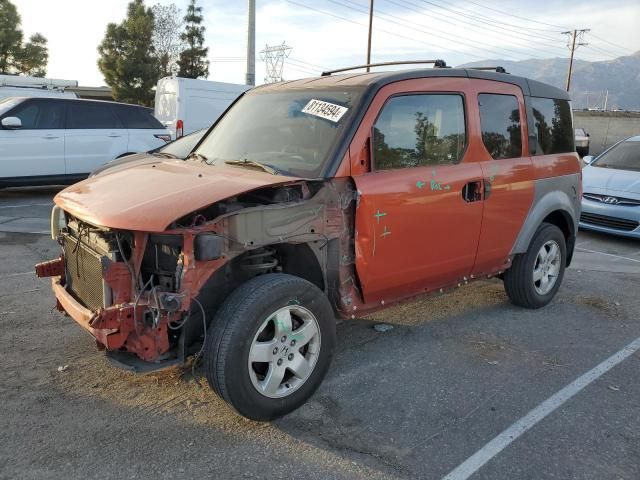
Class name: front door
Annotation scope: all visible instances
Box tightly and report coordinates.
[351,78,485,303]
[0,98,66,179]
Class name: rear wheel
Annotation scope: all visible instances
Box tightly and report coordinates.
[503,223,566,309]
[204,273,336,421]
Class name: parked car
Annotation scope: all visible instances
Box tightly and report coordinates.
[37,63,581,421]
[580,136,640,238]
[574,128,590,156]
[0,97,170,187]
[154,76,249,139]
[89,128,207,177]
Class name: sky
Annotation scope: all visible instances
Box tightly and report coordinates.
[10,0,640,87]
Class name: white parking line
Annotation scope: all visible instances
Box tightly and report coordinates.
[443,336,640,480]
[576,247,640,264]
[0,271,34,278]
[0,202,53,209]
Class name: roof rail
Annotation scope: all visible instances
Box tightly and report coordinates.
[467,66,509,74]
[321,59,448,77]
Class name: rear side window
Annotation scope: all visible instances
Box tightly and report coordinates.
[114,104,164,129]
[478,93,522,159]
[67,101,120,129]
[531,98,574,155]
[373,94,466,170]
[1,99,65,129]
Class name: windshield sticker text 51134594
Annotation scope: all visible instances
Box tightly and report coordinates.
[302,99,349,123]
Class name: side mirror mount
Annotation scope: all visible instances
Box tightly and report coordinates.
[1,117,22,129]
[583,155,594,165]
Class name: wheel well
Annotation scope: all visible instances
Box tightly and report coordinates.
[273,243,325,291]
[542,210,575,266]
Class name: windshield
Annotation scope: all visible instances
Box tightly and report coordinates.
[194,88,363,177]
[593,139,640,172]
[574,128,586,136]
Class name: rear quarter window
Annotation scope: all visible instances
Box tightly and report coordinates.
[478,93,522,159]
[531,97,574,155]
[115,104,164,129]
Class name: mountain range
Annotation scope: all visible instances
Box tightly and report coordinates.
[460,51,640,111]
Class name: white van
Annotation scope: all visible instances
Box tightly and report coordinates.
[0,74,78,101]
[0,97,170,187]
[154,76,250,139]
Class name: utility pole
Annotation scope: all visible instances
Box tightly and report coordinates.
[562,28,589,92]
[246,0,256,86]
[366,0,374,72]
[260,42,292,83]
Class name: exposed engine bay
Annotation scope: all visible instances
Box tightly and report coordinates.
[37,178,360,370]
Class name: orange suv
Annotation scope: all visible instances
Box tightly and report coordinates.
[37,61,581,420]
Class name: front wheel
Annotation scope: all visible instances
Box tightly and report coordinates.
[503,223,566,309]
[204,273,336,421]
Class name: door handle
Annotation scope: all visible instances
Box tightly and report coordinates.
[43,134,60,140]
[107,133,122,138]
[462,180,483,203]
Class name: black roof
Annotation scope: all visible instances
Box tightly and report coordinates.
[256,68,571,101]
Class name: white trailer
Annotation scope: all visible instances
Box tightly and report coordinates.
[154,76,250,139]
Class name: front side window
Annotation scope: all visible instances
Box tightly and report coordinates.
[372,94,466,170]
[1,99,64,129]
[67,102,119,129]
[478,93,522,160]
[531,97,574,155]
[195,88,363,177]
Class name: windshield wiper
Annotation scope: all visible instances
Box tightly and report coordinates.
[186,152,209,163]
[152,152,178,159]
[224,159,279,175]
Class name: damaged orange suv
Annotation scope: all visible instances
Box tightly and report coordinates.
[37,61,581,420]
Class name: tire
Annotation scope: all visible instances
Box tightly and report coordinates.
[503,223,566,309]
[204,273,336,421]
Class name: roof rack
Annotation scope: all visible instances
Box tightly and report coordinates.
[321,59,448,77]
[467,66,509,74]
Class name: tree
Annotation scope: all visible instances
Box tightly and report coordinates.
[152,3,184,78]
[0,0,48,76]
[98,0,159,106]
[14,33,48,77]
[177,0,209,79]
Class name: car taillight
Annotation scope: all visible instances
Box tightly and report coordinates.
[176,119,184,138]
[154,134,171,143]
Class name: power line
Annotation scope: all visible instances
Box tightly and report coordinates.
[457,0,570,31]
[329,0,524,60]
[285,0,487,60]
[589,33,636,55]
[384,0,568,58]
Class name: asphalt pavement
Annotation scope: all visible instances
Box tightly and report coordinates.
[1,188,639,480]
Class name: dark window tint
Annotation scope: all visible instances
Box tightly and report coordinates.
[478,94,522,159]
[67,101,119,129]
[114,104,164,129]
[531,97,574,155]
[2,99,65,129]
[373,94,466,170]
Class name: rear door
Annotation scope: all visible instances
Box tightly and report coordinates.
[113,104,168,153]
[64,101,127,174]
[0,98,66,178]
[350,77,485,303]
[469,82,535,276]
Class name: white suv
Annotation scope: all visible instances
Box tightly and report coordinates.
[0,97,170,187]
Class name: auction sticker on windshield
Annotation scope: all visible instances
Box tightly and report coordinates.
[302,99,348,123]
